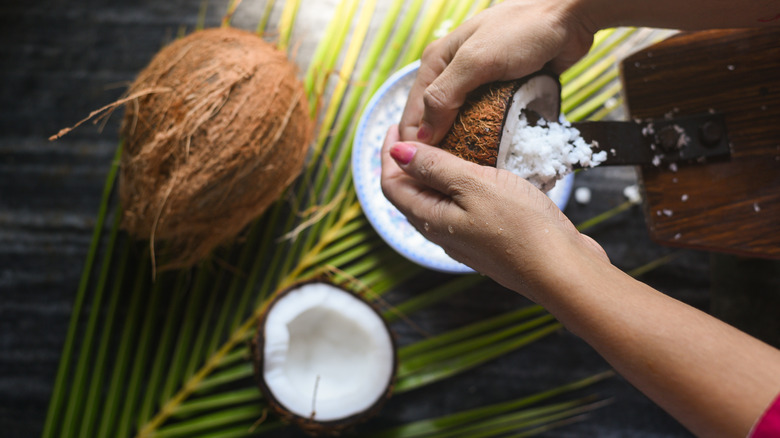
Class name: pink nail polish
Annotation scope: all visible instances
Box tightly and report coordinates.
[390,142,416,165]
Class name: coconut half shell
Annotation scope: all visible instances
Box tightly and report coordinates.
[120,27,313,269]
[251,281,397,435]
[438,72,561,167]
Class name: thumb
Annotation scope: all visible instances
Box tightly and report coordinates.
[417,51,504,145]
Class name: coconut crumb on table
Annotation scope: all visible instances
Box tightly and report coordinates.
[574,187,592,204]
[623,184,641,204]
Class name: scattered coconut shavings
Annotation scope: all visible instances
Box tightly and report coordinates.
[623,184,642,204]
[674,233,682,240]
[754,203,761,212]
[498,113,606,192]
[681,194,689,202]
[662,209,674,217]
[673,125,690,149]
[669,163,678,172]
[574,187,592,204]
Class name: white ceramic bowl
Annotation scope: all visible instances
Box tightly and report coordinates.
[352,61,573,274]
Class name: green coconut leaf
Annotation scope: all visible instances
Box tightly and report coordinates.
[42,1,680,437]
[373,372,613,438]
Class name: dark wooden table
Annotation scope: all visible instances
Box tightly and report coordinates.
[3,1,776,437]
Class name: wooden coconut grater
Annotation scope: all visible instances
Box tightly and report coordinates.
[572,112,732,168]
[585,27,780,259]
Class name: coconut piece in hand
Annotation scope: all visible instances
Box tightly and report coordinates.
[252,281,397,435]
[439,73,605,192]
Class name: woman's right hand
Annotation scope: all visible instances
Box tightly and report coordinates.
[380,125,610,301]
[399,0,596,145]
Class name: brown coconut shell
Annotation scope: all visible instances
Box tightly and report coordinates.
[438,72,561,166]
[250,280,398,436]
[120,27,313,269]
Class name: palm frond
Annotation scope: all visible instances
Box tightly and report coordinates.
[42,1,678,437]
[372,372,613,437]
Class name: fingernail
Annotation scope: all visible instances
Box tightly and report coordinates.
[417,123,432,142]
[390,142,417,165]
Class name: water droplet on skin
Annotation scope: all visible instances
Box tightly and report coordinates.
[423,222,430,232]
[448,225,454,234]
[497,227,503,235]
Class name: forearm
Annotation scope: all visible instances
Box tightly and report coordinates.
[573,0,780,31]
[532,252,780,437]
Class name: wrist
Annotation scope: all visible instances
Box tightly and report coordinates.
[566,0,623,33]
[519,232,625,331]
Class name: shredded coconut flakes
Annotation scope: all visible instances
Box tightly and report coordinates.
[499,113,606,192]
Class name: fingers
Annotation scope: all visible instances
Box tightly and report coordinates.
[417,38,511,145]
[388,140,484,204]
[398,21,477,143]
[398,49,444,142]
[381,126,452,232]
[381,126,491,233]
[399,0,596,147]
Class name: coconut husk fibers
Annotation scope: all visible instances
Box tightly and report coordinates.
[438,80,520,166]
[120,27,312,270]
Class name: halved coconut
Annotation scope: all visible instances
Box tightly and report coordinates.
[251,281,397,435]
[439,73,561,167]
[439,72,603,192]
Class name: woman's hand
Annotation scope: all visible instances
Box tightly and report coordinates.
[399,0,595,144]
[380,125,609,300]
[381,125,780,438]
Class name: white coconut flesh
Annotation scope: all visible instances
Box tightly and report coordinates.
[261,282,395,422]
[496,75,606,192]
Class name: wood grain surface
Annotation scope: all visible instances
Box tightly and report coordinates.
[622,28,780,258]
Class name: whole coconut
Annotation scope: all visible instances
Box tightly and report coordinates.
[120,27,313,269]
